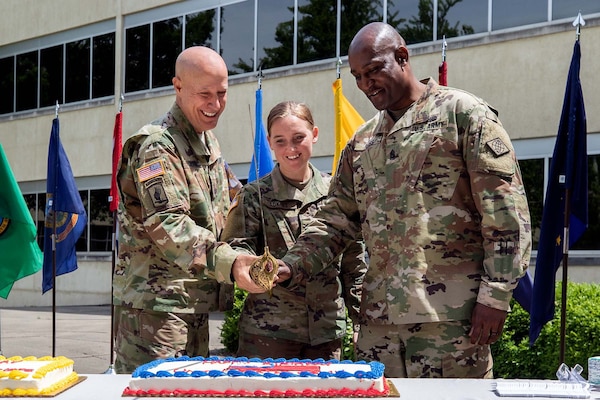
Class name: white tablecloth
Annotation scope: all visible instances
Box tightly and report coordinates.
[14,375,600,400]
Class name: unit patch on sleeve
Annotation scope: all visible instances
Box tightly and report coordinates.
[486,138,510,157]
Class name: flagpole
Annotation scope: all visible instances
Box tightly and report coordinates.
[559,12,585,364]
[105,94,123,375]
[52,101,60,358]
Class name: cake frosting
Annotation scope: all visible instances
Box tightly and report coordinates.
[123,356,389,397]
[0,355,78,396]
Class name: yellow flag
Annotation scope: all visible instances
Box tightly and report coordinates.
[332,78,364,173]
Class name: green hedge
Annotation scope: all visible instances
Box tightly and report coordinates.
[220,287,356,360]
[492,281,600,379]
[222,282,600,379]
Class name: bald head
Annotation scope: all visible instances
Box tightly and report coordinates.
[349,22,405,57]
[172,46,229,133]
[175,46,227,80]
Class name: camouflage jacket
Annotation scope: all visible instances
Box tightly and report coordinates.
[113,103,242,313]
[221,164,367,345]
[282,78,531,325]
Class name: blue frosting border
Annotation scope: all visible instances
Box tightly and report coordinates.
[132,356,384,380]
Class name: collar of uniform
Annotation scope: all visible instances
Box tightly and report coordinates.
[168,103,222,165]
[265,163,329,205]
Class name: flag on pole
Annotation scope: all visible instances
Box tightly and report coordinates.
[438,60,447,86]
[248,88,273,182]
[332,78,364,173]
[109,111,122,212]
[43,118,88,293]
[0,144,43,299]
[512,270,533,313]
[438,35,448,86]
[529,40,587,346]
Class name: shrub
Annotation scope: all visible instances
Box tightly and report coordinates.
[492,281,600,379]
[220,286,356,360]
[222,282,600,378]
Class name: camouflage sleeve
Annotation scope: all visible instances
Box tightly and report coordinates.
[221,185,261,256]
[338,238,367,327]
[464,105,532,311]
[130,132,236,284]
[282,146,363,286]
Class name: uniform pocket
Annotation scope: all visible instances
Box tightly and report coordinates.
[413,132,463,201]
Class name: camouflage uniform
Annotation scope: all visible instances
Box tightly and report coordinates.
[281,79,531,377]
[113,103,242,373]
[221,163,366,359]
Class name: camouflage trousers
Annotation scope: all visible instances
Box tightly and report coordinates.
[356,320,493,378]
[237,331,342,361]
[113,305,209,374]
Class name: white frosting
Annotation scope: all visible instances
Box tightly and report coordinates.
[0,357,74,393]
[127,357,387,395]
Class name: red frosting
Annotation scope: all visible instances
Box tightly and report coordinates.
[122,379,389,397]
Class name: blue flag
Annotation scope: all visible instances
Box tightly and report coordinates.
[529,40,588,346]
[512,270,533,313]
[43,118,87,293]
[248,88,273,182]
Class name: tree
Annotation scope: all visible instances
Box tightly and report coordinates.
[396,0,474,44]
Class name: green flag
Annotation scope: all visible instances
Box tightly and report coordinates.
[0,144,43,298]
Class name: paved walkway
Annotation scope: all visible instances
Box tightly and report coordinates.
[0,305,229,374]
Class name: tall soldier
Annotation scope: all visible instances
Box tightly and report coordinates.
[271,22,531,378]
[113,46,264,373]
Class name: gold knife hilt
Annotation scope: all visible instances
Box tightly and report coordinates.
[249,246,279,296]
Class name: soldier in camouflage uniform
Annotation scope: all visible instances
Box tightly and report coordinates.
[221,101,366,360]
[273,23,531,378]
[113,46,264,374]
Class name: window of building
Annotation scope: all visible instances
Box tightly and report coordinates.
[152,17,183,88]
[185,9,217,49]
[125,24,150,93]
[0,56,13,114]
[15,51,38,111]
[66,39,91,103]
[257,0,293,70]
[1,30,114,115]
[92,33,116,98]
[553,0,600,21]
[220,1,254,75]
[492,0,547,31]
[40,45,63,108]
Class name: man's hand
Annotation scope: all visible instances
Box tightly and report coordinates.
[231,254,269,294]
[469,303,507,345]
[275,260,291,283]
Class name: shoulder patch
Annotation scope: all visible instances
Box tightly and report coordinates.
[0,216,9,236]
[137,160,165,182]
[145,178,170,209]
[486,138,510,157]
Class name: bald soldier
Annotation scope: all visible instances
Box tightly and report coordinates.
[272,22,531,378]
[113,46,264,373]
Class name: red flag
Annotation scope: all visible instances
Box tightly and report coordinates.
[109,111,122,212]
[438,60,447,86]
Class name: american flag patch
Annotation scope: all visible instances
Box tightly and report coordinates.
[137,160,165,182]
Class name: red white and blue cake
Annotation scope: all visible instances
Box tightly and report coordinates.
[123,356,389,397]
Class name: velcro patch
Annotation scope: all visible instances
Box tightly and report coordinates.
[137,160,165,182]
[486,138,510,157]
[146,179,169,209]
